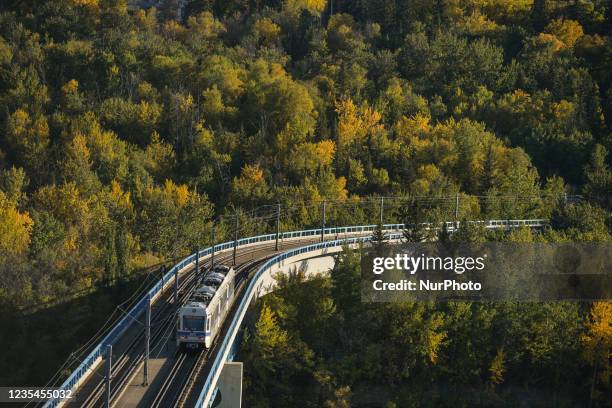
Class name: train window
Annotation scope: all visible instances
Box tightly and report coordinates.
[182,315,204,331]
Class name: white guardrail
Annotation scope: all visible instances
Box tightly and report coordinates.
[44,219,546,407]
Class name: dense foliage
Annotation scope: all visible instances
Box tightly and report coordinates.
[0,0,611,360]
[240,226,611,407]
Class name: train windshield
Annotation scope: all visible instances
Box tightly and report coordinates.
[182,315,205,331]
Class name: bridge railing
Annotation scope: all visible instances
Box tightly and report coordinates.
[195,231,405,406]
[45,219,546,407]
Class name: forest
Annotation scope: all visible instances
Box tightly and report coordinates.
[240,241,611,407]
[0,0,610,404]
[0,0,609,309]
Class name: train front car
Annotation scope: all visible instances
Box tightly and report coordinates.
[177,298,209,349]
[176,264,236,349]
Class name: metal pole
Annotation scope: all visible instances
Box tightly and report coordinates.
[105,345,112,408]
[195,247,199,276]
[174,267,178,306]
[275,203,281,251]
[321,200,326,242]
[455,193,459,220]
[143,295,150,386]
[233,212,238,265]
[380,197,384,225]
[211,223,215,267]
[159,265,165,293]
[173,269,178,341]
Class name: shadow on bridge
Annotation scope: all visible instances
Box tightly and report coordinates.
[0,268,167,389]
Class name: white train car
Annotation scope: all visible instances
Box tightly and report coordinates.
[177,265,235,349]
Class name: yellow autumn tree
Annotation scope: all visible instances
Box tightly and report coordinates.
[545,18,584,48]
[253,17,281,45]
[34,182,91,229]
[336,97,385,173]
[62,133,101,194]
[231,164,271,207]
[186,11,225,47]
[581,302,612,392]
[285,0,327,15]
[5,109,50,178]
[0,191,33,257]
[291,140,336,178]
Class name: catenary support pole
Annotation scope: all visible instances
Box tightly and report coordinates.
[275,203,280,251]
[195,247,199,276]
[173,268,178,341]
[455,193,459,221]
[143,295,151,385]
[105,345,112,408]
[321,201,326,242]
[233,212,238,265]
[211,223,215,267]
[174,267,178,306]
[159,265,165,293]
[380,197,384,225]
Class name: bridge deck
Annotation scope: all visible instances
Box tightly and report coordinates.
[113,237,324,407]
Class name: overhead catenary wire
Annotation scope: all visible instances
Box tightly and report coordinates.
[28,268,164,397]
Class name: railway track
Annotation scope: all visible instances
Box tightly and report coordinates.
[75,247,263,408]
[148,257,268,408]
[50,236,324,408]
[148,351,198,408]
[77,270,198,408]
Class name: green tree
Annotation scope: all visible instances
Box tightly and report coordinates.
[0,167,28,207]
[5,109,50,184]
[583,144,612,209]
[330,246,362,317]
[370,222,389,255]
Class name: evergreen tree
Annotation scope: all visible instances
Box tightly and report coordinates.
[583,144,612,209]
[370,221,389,255]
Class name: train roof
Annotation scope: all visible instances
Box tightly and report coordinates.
[186,264,233,307]
[204,272,225,282]
[213,264,230,272]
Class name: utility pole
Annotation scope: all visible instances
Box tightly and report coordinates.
[174,267,178,306]
[159,265,165,293]
[173,269,178,341]
[455,193,459,220]
[211,223,215,267]
[195,246,199,276]
[105,345,112,408]
[233,212,239,266]
[321,200,326,242]
[380,197,384,225]
[275,203,281,251]
[143,295,151,386]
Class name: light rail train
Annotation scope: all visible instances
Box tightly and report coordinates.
[176,264,235,349]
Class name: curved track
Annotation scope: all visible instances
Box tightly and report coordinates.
[70,238,317,408]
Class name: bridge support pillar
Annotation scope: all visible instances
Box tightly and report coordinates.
[218,362,243,408]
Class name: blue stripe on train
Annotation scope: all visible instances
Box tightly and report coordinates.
[177,330,211,336]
